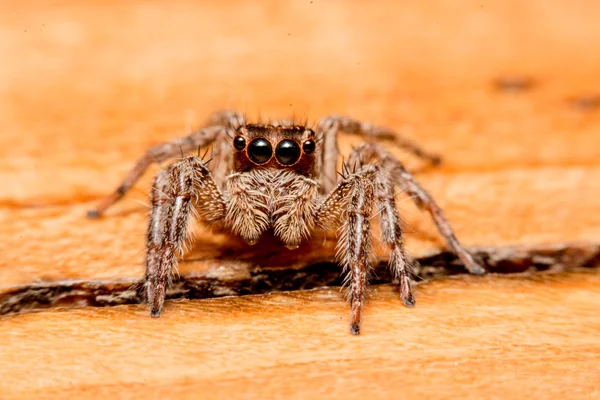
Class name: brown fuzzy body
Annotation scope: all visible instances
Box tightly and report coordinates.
[89,110,485,334]
[225,169,318,247]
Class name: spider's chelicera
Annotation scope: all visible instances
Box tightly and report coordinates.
[89,110,485,335]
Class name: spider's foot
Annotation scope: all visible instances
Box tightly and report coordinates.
[150,307,162,318]
[466,262,486,275]
[87,209,101,219]
[402,296,416,308]
[350,304,363,335]
[400,273,414,307]
[461,252,487,275]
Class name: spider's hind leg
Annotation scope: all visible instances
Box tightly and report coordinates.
[314,115,442,195]
[370,162,415,307]
[347,153,415,308]
[348,142,485,275]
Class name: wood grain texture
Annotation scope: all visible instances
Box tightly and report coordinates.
[1,0,600,399]
[1,274,599,399]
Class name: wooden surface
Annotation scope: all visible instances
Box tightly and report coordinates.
[1,274,599,399]
[1,1,600,399]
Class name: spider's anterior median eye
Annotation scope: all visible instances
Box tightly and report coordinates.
[248,138,273,164]
[302,139,316,154]
[275,139,301,166]
[233,136,246,150]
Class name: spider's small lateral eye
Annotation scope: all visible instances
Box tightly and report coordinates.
[233,136,246,150]
[302,139,316,154]
[275,139,301,166]
[248,138,273,164]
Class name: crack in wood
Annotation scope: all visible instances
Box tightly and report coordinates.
[1,242,598,316]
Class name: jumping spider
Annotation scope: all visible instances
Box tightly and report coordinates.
[88,110,485,335]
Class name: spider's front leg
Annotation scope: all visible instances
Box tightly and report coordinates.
[145,156,225,316]
[316,165,377,335]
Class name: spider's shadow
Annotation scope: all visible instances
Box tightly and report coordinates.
[182,230,338,268]
[181,222,444,274]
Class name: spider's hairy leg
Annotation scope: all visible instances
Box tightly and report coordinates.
[87,124,229,218]
[314,116,340,194]
[145,156,225,317]
[349,142,485,275]
[210,126,235,189]
[348,147,414,306]
[316,165,377,335]
[319,115,442,166]
[394,162,485,275]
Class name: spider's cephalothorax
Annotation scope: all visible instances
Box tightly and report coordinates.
[223,123,321,248]
[232,124,318,176]
[89,110,485,335]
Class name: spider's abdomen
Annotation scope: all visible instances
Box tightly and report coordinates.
[224,169,319,247]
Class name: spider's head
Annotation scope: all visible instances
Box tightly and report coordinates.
[231,123,318,176]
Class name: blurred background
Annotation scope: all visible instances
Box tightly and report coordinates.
[1,1,598,204]
[1,1,600,398]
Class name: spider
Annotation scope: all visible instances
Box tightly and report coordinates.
[88,110,485,335]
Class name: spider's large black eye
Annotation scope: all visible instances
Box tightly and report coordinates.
[275,139,301,166]
[302,139,316,154]
[233,136,246,150]
[248,138,273,164]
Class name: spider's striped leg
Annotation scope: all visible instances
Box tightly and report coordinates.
[314,114,442,196]
[314,117,341,194]
[316,165,377,335]
[88,110,244,218]
[319,115,442,165]
[145,156,225,316]
[345,146,414,306]
[348,142,485,275]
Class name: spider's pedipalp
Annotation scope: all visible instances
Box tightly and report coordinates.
[272,174,319,249]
